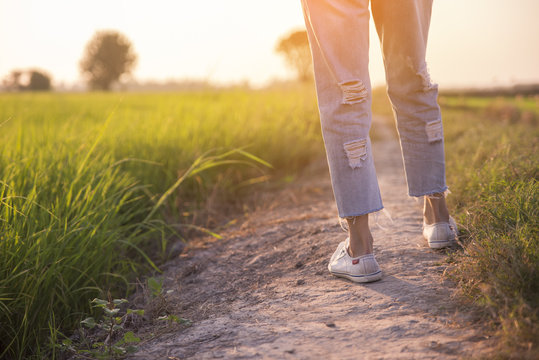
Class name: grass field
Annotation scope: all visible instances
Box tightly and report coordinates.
[0,87,324,358]
[440,94,538,356]
[0,88,537,358]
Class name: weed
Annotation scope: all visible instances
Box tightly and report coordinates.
[57,276,190,359]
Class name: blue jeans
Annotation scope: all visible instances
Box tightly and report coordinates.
[301,0,448,218]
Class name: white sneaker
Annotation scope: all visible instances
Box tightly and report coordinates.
[423,216,458,249]
[328,238,382,283]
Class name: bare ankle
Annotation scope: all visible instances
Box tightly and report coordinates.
[345,215,373,256]
[347,238,373,257]
[423,193,450,224]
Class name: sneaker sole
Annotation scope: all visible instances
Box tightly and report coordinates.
[329,269,383,283]
[428,239,457,249]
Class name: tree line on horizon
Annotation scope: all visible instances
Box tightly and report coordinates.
[1,29,313,93]
[2,28,539,95]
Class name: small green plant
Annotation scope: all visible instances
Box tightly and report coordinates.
[76,296,144,358]
[144,277,191,327]
[147,277,164,298]
[56,276,191,358]
[157,314,191,327]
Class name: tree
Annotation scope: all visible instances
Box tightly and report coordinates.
[2,70,23,91]
[28,70,52,91]
[275,30,313,82]
[1,69,52,91]
[80,30,137,91]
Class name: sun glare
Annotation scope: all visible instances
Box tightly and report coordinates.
[0,0,538,88]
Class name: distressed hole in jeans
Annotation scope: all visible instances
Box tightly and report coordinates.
[425,119,443,143]
[417,63,438,92]
[343,138,368,168]
[339,80,368,105]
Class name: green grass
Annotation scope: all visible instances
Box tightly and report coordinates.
[1,87,537,358]
[439,95,539,357]
[0,87,323,359]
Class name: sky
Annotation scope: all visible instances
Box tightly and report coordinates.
[1,0,538,88]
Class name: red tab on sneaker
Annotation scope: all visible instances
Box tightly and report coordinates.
[352,259,359,265]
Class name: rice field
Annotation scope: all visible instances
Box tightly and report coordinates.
[0,87,323,358]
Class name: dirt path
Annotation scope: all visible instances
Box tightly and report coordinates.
[132,117,494,359]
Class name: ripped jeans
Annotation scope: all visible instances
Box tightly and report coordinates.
[301,0,447,218]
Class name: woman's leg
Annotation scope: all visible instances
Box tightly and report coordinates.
[371,0,450,222]
[372,0,456,248]
[301,0,382,257]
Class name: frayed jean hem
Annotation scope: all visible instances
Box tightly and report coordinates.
[408,186,449,198]
[339,206,384,219]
